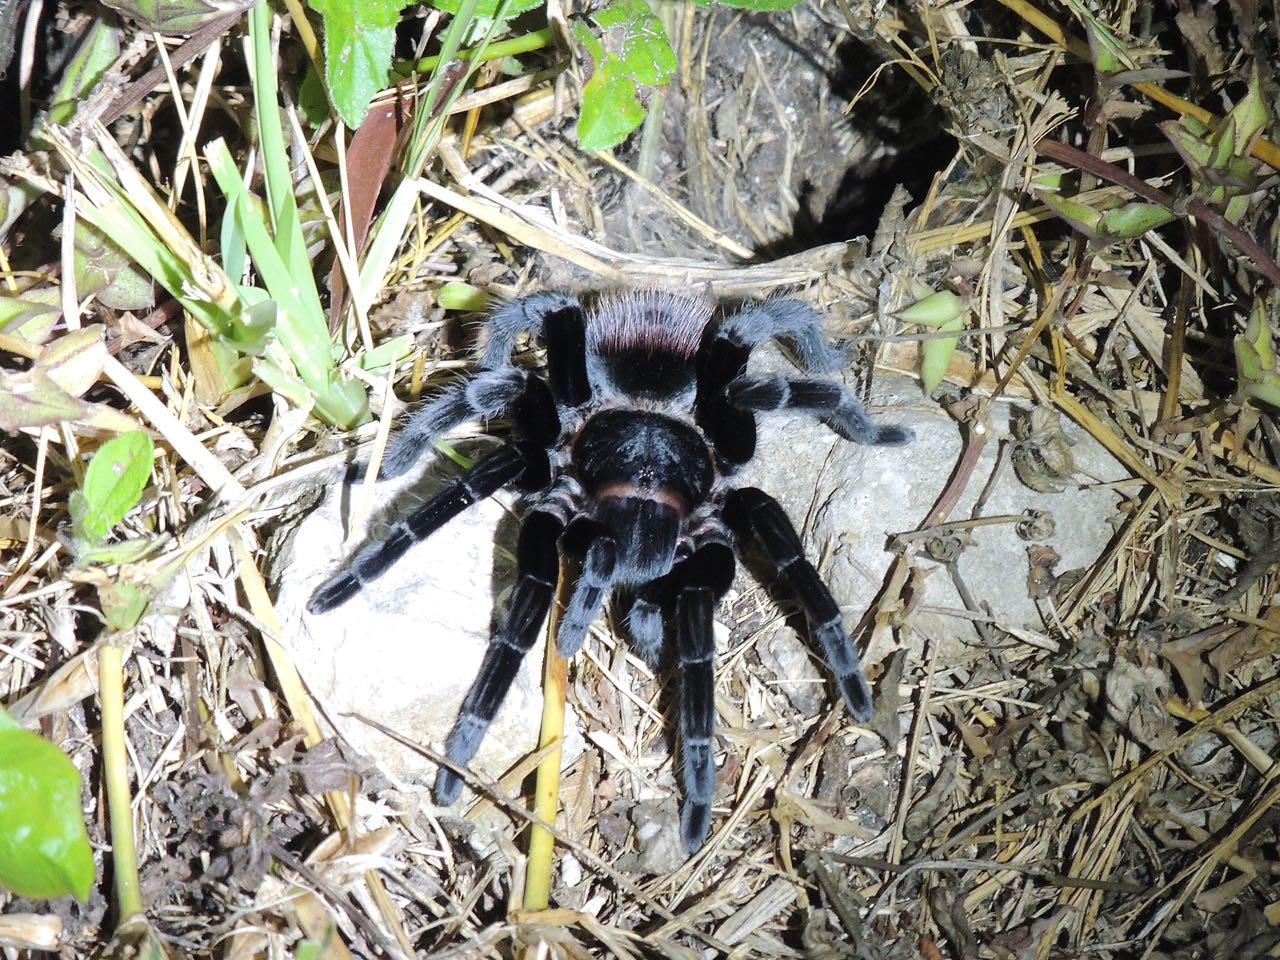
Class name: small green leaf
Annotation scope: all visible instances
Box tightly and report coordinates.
[0,710,95,901]
[74,221,155,313]
[1235,297,1280,410]
[0,370,89,432]
[575,0,676,151]
[897,288,965,327]
[1038,192,1104,241]
[357,335,415,372]
[1098,202,1176,239]
[920,314,965,394]
[72,431,154,545]
[310,0,410,128]
[99,579,152,631]
[436,281,490,311]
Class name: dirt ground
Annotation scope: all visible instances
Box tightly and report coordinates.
[2,0,1280,957]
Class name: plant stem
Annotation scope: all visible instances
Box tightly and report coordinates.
[523,565,570,912]
[395,27,554,78]
[99,640,143,922]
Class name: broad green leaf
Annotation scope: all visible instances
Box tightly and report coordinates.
[575,0,676,151]
[71,431,154,545]
[310,0,408,128]
[0,711,94,901]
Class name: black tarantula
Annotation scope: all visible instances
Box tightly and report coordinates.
[307,289,912,852]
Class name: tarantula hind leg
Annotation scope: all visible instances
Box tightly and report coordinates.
[673,540,735,853]
[307,444,533,614]
[726,374,914,447]
[434,508,564,805]
[724,487,874,722]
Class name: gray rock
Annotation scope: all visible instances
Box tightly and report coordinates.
[275,445,584,804]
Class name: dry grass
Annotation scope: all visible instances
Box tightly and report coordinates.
[2,0,1279,957]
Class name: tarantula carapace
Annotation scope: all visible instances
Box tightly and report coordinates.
[307,289,912,851]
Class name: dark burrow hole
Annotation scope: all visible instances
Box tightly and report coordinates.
[769,33,958,254]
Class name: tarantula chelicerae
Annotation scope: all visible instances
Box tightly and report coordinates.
[308,289,912,851]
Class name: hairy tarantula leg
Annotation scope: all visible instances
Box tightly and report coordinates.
[480,291,592,407]
[307,445,530,614]
[435,509,564,805]
[724,488,873,721]
[625,581,668,666]
[672,541,735,853]
[555,519,619,657]
[372,368,559,481]
[726,375,915,447]
[715,299,843,373]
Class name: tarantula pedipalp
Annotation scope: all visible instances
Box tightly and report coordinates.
[307,289,912,852]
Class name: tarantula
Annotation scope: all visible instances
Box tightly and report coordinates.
[307,289,912,852]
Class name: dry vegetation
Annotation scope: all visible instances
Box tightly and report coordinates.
[2,0,1280,957]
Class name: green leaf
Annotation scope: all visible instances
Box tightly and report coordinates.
[0,710,95,901]
[897,288,965,327]
[72,431,154,545]
[1235,296,1280,409]
[1038,191,1104,241]
[98,0,253,35]
[46,18,121,126]
[574,0,676,151]
[436,281,490,311]
[920,314,965,394]
[74,221,155,312]
[310,0,409,128]
[0,370,89,432]
[1098,202,1176,239]
[98,579,151,631]
[357,334,415,371]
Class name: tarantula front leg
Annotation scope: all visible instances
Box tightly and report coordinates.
[555,518,619,657]
[671,540,735,852]
[481,291,592,407]
[435,508,564,804]
[308,443,546,613]
[726,375,914,446]
[724,487,873,721]
[374,367,559,480]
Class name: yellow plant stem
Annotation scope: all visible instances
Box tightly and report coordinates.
[99,639,144,921]
[523,570,571,912]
